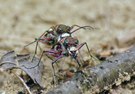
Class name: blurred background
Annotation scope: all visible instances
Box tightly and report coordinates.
[0,0,135,94]
[0,0,135,52]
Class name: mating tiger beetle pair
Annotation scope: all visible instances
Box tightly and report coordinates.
[24,24,97,84]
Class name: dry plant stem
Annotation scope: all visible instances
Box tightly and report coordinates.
[46,45,135,94]
[14,73,32,94]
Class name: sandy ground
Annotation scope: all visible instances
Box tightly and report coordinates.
[0,0,135,94]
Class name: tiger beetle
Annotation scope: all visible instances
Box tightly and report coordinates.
[24,24,96,84]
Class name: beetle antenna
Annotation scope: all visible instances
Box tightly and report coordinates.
[71,25,95,34]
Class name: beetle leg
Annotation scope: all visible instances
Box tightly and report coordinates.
[51,55,64,84]
[38,50,64,84]
[31,41,39,61]
[76,42,99,64]
[24,50,57,69]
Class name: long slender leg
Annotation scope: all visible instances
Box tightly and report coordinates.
[38,50,58,64]
[23,31,47,58]
[39,50,64,85]
[51,55,64,84]
[38,50,64,85]
[73,43,90,67]
[21,50,46,69]
[76,42,99,64]
[23,40,40,61]
[24,50,57,69]
[76,42,91,58]
[78,50,84,64]
[38,43,43,53]
[24,39,45,61]
[31,50,52,69]
[23,33,44,50]
[32,41,39,61]
[84,42,99,62]
[74,56,81,67]
[71,51,82,69]
[38,50,64,84]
